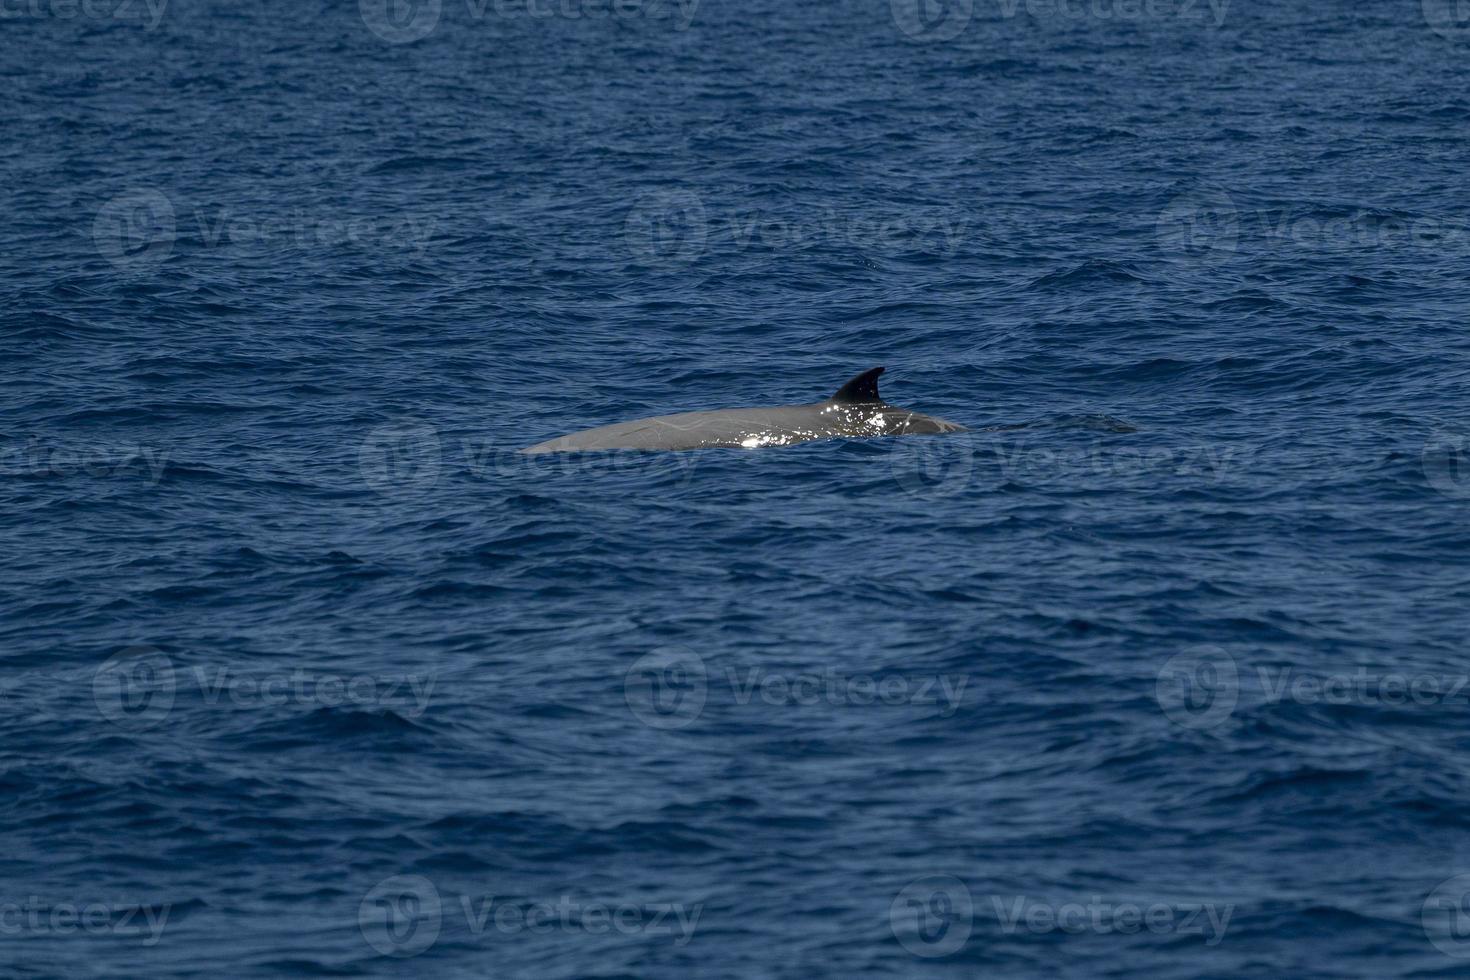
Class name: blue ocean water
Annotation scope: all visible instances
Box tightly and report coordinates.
[6,0,1470,975]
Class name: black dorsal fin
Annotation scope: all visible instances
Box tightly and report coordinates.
[831,366,885,404]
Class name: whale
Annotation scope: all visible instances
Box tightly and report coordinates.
[520,367,966,453]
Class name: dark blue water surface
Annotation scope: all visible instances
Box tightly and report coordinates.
[7,0,1470,975]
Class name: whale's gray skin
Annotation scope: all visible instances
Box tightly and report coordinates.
[521,367,966,453]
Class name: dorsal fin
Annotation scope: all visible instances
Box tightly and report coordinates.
[831,366,885,404]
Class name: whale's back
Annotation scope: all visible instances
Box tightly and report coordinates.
[520,368,966,453]
[521,406,822,453]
